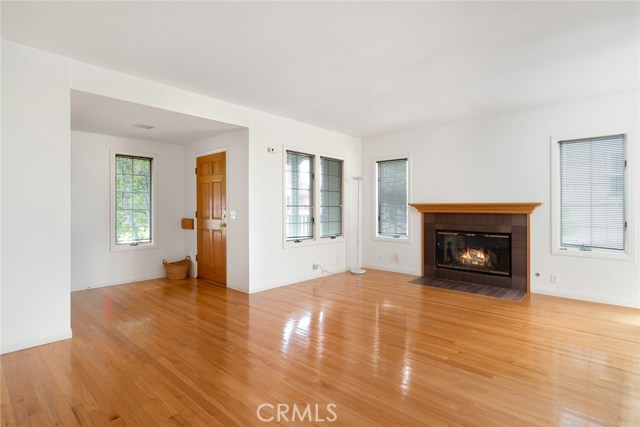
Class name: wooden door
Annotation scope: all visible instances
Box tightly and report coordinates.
[196,152,227,285]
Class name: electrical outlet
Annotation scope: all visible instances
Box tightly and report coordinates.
[550,273,559,284]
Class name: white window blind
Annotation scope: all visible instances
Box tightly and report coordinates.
[285,151,314,241]
[320,157,343,238]
[377,158,408,238]
[559,134,626,251]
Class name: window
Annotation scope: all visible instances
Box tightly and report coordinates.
[285,151,314,241]
[320,157,343,238]
[115,154,153,246]
[376,158,408,239]
[284,150,344,244]
[558,134,626,252]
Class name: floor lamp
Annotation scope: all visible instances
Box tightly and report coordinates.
[350,176,366,275]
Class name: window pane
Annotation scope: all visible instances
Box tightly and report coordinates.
[116,192,133,209]
[133,158,150,176]
[133,175,149,193]
[133,211,151,242]
[377,159,408,237]
[286,151,314,241]
[320,157,343,238]
[559,135,625,251]
[116,174,132,192]
[117,156,133,175]
[115,154,152,245]
[132,193,149,210]
[116,209,132,242]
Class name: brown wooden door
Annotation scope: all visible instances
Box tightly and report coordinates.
[196,152,227,285]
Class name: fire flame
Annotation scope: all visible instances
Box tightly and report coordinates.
[459,247,489,266]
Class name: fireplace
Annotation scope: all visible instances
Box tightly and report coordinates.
[436,230,511,277]
[410,203,542,292]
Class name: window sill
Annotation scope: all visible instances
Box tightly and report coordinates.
[111,243,157,253]
[283,236,346,249]
[552,247,632,261]
[373,235,411,244]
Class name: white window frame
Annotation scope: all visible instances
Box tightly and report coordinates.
[551,132,634,261]
[110,149,158,252]
[373,155,411,243]
[282,146,346,249]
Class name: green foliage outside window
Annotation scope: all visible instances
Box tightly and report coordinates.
[116,155,152,245]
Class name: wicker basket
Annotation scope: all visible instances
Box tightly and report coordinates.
[162,256,191,280]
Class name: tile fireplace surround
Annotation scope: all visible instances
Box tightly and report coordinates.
[410,203,542,292]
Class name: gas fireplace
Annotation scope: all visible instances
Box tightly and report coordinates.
[410,204,542,292]
[436,231,511,277]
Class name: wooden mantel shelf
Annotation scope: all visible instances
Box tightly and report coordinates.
[409,202,542,215]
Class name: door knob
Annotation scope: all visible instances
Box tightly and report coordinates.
[220,222,227,228]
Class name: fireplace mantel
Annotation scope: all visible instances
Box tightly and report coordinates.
[410,202,542,215]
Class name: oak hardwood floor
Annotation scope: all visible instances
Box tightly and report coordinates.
[1,270,639,426]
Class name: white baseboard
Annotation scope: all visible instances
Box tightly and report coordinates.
[362,263,421,276]
[532,285,639,309]
[250,269,346,294]
[250,265,420,295]
[1,328,73,354]
[71,274,166,292]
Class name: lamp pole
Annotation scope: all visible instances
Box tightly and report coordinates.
[350,176,366,275]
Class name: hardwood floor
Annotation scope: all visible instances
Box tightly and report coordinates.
[1,270,639,426]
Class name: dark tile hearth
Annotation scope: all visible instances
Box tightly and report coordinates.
[409,276,526,302]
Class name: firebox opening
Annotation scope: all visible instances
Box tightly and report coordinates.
[436,230,511,277]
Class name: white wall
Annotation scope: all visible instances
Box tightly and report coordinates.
[183,129,250,292]
[362,90,640,308]
[70,131,185,290]
[0,28,4,352]
[1,41,72,353]
[247,128,362,292]
[69,59,362,293]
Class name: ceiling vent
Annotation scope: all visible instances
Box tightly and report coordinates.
[133,123,155,130]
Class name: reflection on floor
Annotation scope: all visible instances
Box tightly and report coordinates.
[2,270,638,426]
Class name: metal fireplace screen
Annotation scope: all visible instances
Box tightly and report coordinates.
[435,230,511,277]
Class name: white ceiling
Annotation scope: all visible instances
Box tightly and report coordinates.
[70,90,242,145]
[3,2,639,137]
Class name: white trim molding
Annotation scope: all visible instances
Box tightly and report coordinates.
[1,328,73,355]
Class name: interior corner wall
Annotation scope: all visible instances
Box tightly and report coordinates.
[1,41,72,353]
[362,90,640,308]
[69,59,362,294]
[185,124,361,295]
[70,131,185,291]
[184,129,250,293]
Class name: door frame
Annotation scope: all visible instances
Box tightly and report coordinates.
[193,148,229,281]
